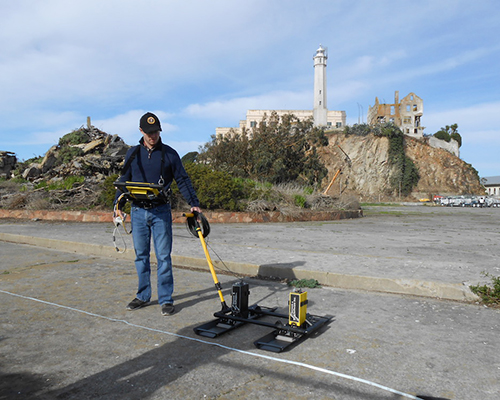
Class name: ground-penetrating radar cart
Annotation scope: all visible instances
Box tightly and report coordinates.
[184,212,332,353]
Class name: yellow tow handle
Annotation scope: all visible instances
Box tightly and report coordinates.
[184,213,227,307]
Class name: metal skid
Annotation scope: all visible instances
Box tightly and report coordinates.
[194,281,331,352]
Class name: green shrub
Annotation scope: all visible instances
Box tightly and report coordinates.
[100,174,120,208]
[35,176,85,191]
[434,131,451,142]
[470,273,500,305]
[287,279,321,288]
[59,130,90,146]
[373,123,420,196]
[294,194,306,208]
[171,163,257,211]
[343,123,372,136]
[57,146,84,165]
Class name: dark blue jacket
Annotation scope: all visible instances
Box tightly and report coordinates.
[114,137,200,207]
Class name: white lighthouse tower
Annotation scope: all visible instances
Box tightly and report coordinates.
[313,45,328,127]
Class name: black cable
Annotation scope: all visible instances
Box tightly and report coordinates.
[205,241,245,280]
[184,212,244,280]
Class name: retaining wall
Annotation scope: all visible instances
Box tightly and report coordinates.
[0,209,363,223]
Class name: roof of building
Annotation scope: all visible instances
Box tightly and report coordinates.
[482,176,500,185]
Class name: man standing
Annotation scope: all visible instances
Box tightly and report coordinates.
[114,112,201,316]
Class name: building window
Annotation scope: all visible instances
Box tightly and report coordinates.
[406,105,411,112]
[391,106,395,115]
[336,122,342,128]
[413,104,418,111]
[250,121,257,128]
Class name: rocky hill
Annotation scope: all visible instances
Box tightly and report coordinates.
[0,125,130,210]
[319,132,483,201]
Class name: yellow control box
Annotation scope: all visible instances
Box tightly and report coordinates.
[289,291,308,326]
[114,181,163,201]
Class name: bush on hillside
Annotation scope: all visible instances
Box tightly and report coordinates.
[198,112,329,187]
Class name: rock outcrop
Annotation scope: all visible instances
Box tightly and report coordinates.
[20,126,129,183]
[0,151,16,179]
[319,132,483,201]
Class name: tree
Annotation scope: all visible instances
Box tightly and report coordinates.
[198,128,252,178]
[199,112,329,187]
[181,151,198,164]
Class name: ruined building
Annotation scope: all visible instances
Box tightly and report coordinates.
[367,91,424,138]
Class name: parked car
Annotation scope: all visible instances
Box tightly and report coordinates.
[485,197,500,207]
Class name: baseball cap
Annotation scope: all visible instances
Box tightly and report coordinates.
[140,112,162,133]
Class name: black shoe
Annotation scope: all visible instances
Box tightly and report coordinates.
[126,298,150,311]
[161,303,175,316]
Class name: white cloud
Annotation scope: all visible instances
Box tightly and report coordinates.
[425,102,500,137]
[183,90,311,123]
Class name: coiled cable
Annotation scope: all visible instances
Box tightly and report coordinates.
[186,212,210,238]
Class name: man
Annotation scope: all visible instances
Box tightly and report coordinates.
[114,112,201,316]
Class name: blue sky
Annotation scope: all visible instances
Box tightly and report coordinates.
[1,0,499,178]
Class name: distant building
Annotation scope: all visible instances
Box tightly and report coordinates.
[367,91,424,138]
[482,176,500,196]
[216,46,346,137]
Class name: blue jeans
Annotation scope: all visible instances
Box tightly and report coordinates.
[131,203,174,305]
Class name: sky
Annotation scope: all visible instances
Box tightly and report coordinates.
[1,0,499,178]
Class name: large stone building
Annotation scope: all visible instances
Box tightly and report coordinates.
[216,46,346,137]
[367,91,424,138]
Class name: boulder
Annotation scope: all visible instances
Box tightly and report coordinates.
[0,151,16,179]
[22,164,42,180]
[41,146,58,173]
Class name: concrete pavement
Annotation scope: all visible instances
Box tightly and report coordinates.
[1,205,498,301]
[1,237,499,399]
[1,205,500,399]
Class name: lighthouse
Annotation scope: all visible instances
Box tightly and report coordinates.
[313,45,328,127]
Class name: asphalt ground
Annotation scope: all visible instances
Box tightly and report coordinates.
[1,205,499,399]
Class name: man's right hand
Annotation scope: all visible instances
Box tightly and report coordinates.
[113,209,125,222]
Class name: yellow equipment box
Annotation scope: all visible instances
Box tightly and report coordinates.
[289,291,308,327]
